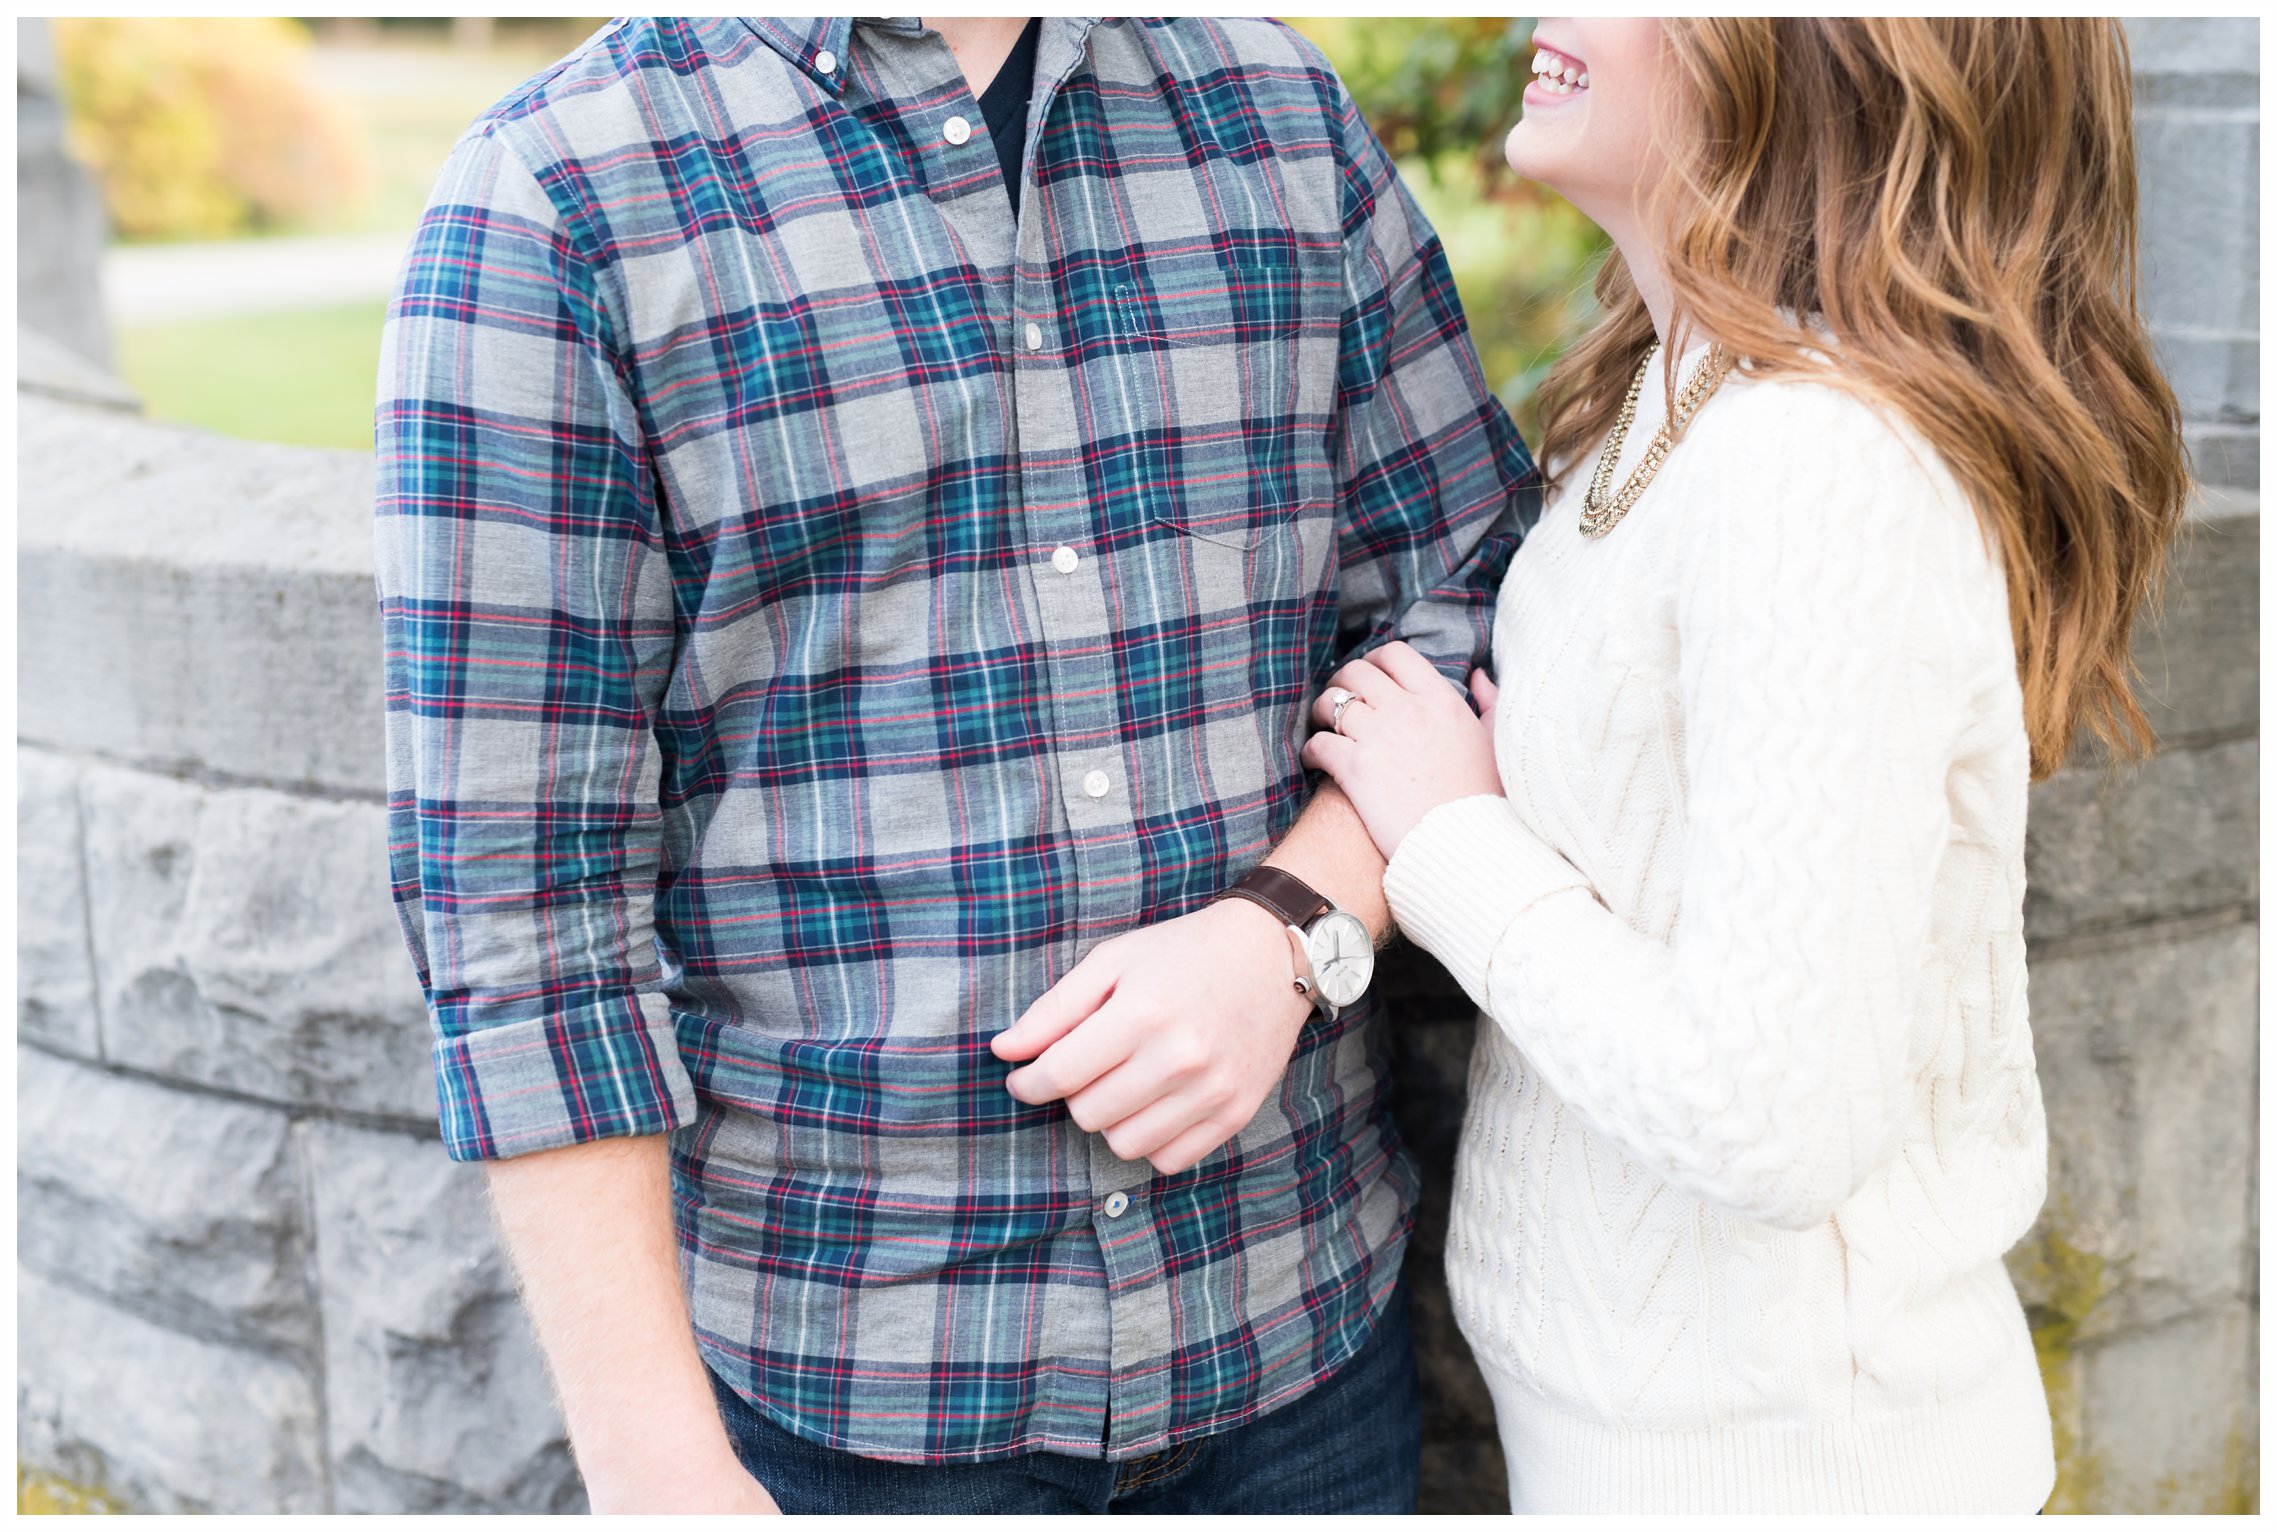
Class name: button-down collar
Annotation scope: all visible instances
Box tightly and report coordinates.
[739,15,855,93]
[741,16,1102,99]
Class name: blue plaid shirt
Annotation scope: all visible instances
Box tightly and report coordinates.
[376,15,1536,1464]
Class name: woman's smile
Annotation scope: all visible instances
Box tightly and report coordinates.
[1524,40,1590,107]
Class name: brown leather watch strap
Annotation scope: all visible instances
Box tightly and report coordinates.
[1217,865,1333,931]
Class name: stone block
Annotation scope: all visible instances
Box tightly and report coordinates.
[2024,736,2256,942]
[16,395,386,796]
[16,1047,315,1354]
[2134,113,2258,338]
[2124,16,2260,78]
[81,760,436,1123]
[18,324,138,412]
[17,20,113,368]
[2185,423,2260,494]
[17,1267,326,1513]
[2077,1302,2256,1513]
[2010,920,2256,1339]
[18,745,99,1056]
[2134,508,2257,745]
[2134,69,2259,111]
[2151,330,2256,427]
[303,1121,583,1513]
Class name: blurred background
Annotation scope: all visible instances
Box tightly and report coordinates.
[15,15,2258,1516]
[41,17,611,449]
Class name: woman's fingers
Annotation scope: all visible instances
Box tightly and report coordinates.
[1372,640,1448,693]
[1300,729,1359,780]
[1310,658,1395,731]
[1470,666,1500,717]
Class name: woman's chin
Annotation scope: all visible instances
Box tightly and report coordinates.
[1502,120,1567,189]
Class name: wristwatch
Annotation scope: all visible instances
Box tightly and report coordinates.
[1214,866,1375,1023]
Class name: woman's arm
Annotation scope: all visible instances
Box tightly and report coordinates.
[1364,389,1996,1229]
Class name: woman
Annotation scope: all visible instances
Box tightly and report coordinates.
[1303,18,2187,1514]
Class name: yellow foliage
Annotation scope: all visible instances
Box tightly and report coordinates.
[19,1466,131,1515]
[52,17,368,241]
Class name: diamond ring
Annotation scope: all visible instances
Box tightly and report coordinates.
[1327,687,1359,735]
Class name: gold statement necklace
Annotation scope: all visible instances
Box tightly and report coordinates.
[1578,340,1738,539]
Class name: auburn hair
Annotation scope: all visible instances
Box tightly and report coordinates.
[1533,18,2190,780]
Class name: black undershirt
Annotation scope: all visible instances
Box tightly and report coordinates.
[976,18,1042,217]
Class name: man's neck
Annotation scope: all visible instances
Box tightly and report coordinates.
[925,16,1033,98]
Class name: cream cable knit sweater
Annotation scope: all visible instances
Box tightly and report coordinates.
[1383,349,2057,1513]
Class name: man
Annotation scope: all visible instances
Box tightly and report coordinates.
[375,15,1535,1515]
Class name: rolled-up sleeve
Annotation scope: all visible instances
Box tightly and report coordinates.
[1317,65,1539,679]
[373,122,696,1162]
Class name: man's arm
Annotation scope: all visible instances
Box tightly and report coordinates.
[486,1141,777,1513]
[376,124,763,1511]
[1269,783,1392,942]
[992,45,1534,1172]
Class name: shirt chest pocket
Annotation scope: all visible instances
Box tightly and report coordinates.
[1106,247,1340,549]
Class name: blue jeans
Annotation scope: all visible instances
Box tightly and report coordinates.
[706,1277,1419,1514]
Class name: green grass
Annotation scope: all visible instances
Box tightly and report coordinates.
[115,301,389,451]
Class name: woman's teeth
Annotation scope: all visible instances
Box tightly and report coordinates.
[1531,49,1589,94]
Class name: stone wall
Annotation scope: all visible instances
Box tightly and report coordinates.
[14,15,2257,1516]
[15,399,580,1514]
[17,19,111,367]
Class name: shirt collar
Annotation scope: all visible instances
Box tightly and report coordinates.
[741,16,1101,97]
[740,17,858,94]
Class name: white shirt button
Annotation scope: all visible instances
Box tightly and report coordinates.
[1103,1192,1131,1218]
[1051,545,1079,575]
[943,115,973,146]
[1024,321,1045,352]
[1082,769,1111,799]
[813,49,837,75]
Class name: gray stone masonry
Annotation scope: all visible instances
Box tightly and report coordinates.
[2131,16,2259,492]
[14,16,2257,1514]
[17,395,386,797]
[17,19,112,368]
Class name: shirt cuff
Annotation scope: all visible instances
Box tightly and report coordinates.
[1382,794,1594,1011]
[432,990,698,1162]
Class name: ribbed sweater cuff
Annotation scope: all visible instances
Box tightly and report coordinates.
[1383,794,1593,1010]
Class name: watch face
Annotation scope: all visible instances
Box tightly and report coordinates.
[1306,911,1374,1009]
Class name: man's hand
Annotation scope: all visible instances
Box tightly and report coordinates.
[991,896,1311,1174]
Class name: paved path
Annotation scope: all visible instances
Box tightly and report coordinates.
[102,230,413,326]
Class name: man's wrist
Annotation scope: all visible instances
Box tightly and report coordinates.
[1210,889,1312,1004]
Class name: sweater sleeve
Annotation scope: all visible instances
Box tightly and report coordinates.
[1384,385,1989,1231]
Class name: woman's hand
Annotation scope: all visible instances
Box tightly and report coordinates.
[1300,642,1505,862]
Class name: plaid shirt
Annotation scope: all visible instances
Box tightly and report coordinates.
[376,15,1535,1465]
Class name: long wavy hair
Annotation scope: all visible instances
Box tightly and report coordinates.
[1533,18,2189,779]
